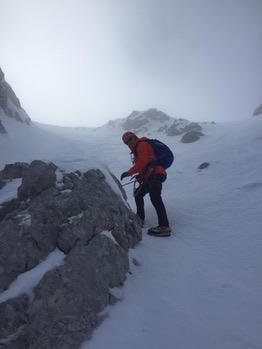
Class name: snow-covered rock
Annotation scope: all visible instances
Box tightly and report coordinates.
[0,160,141,348]
[105,108,205,137]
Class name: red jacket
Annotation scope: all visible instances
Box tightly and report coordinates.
[127,137,166,179]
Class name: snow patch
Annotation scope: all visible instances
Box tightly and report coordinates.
[67,212,83,224]
[101,230,119,245]
[55,168,64,189]
[16,213,32,226]
[0,249,65,304]
[0,178,22,204]
[109,287,124,300]
[61,189,72,194]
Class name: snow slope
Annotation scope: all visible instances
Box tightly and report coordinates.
[0,112,85,167]
[0,115,262,349]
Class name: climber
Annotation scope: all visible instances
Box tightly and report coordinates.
[120,131,172,237]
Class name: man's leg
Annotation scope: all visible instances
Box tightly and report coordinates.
[148,176,169,227]
[134,184,147,222]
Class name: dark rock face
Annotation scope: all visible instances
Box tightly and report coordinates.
[253,104,262,116]
[0,67,31,126]
[0,160,141,348]
[181,130,204,143]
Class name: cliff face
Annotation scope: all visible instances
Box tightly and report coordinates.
[0,67,31,130]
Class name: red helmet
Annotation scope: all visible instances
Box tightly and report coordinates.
[122,131,137,144]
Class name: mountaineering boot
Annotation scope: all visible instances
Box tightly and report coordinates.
[147,226,172,237]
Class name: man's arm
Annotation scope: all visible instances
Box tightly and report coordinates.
[127,142,151,175]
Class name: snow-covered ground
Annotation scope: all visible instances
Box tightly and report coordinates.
[0,114,262,349]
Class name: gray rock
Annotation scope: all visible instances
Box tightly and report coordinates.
[0,161,141,348]
[167,120,202,136]
[0,199,21,223]
[181,130,204,143]
[18,234,128,349]
[0,295,29,339]
[198,162,210,170]
[0,221,58,291]
[18,160,57,200]
[0,162,29,180]
[253,104,262,116]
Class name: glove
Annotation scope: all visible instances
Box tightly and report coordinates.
[135,174,143,183]
[120,172,129,181]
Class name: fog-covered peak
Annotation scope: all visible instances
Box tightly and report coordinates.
[105,108,207,137]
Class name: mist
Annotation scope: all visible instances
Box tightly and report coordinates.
[0,0,261,127]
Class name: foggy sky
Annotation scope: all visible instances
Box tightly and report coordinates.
[0,0,261,127]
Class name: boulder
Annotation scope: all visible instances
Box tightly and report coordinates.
[167,120,202,136]
[181,130,204,143]
[253,104,262,116]
[198,162,210,170]
[17,160,57,200]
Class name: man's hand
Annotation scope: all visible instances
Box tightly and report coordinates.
[120,172,129,181]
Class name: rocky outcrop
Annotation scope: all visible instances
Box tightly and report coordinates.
[0,67,31,126]
[122,108,171,133]
[0,160,141,348]
[0,162,29,181]
[180,130,204,143]
[167,119,202,136]
[253,104,262,116]
[109,109,204,138]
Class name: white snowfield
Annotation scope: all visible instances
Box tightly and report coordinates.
[0,113,261,349]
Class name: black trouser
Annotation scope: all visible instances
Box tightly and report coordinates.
[134,174,169,227]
